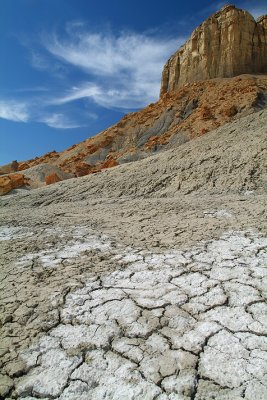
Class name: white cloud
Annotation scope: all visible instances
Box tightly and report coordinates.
[52,82,161,110]
[52,83,101,105]
[45,29,183,109]
[0,97,98,129]
[39,113,86,129]
[3,26,185,128]
[0,101,29,122]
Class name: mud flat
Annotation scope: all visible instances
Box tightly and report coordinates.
[0,110,266,399]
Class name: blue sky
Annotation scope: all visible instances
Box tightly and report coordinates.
[0,0,266,164]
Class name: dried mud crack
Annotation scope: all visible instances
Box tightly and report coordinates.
[0,224,266,400]
[1,109,267,399]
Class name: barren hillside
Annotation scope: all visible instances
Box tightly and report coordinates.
[1,4,267,400]
[0,109,266,400]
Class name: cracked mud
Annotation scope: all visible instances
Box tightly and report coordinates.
[1,95,267,399]
[1,224,266,400]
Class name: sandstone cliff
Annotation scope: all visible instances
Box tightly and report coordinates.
[160,5,267,95]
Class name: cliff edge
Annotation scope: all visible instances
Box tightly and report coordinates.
[160,5,267,95]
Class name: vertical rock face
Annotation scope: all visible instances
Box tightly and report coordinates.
[160,5,267,95]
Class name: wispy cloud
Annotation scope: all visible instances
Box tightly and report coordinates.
[4,24,184,128]
[44,28,183,109]
[38,111,97,129]
[52,81,163,110]
[52,83,101,105]
[0,101,29,122]
[39,113,85,129]
[0,98,96,129]
[30,49,69,78]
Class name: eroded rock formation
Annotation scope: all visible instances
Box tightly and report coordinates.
[0,174,27,195]
[160,5,267,95]
[12,75,267,182]
[45,172,61,185]
[0,160,19,175]
[0,164,74,195]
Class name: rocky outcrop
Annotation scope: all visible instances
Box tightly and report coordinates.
[14,75,267,178]
[160,5,267,95]
[257,14,267,30]
[21,163,74,189]
[0,164,74,194]
[0,160,18,175]
[75,162,94,177]
[18,162,30,171]
[101,156,118,169]
[18,151,60,172]
[0,174,27,195]
[45,173,61,185]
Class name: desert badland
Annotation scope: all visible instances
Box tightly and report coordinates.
[0,4,267,400]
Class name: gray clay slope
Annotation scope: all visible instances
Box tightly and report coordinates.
[0,109,267,399]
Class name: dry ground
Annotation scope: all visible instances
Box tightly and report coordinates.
[0,110,266,399]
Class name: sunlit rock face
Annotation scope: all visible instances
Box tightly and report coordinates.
[160,5,267,95]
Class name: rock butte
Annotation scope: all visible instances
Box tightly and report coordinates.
[160,5,267,94]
